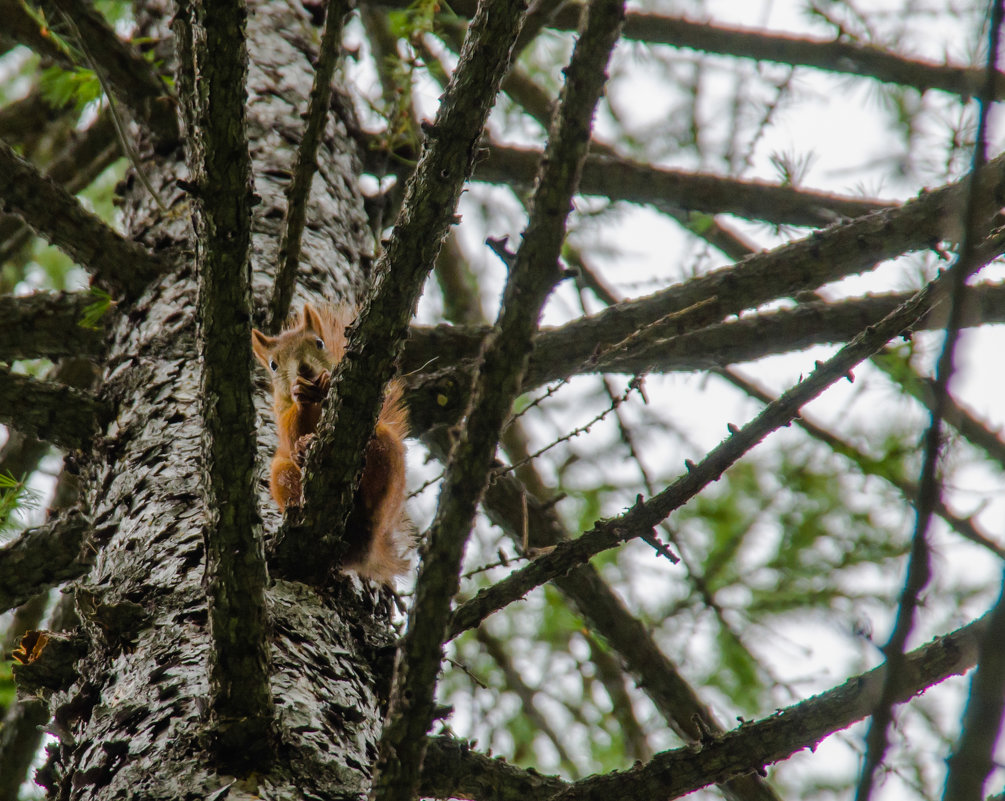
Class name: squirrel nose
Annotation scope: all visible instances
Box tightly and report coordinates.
[297,364,316,379]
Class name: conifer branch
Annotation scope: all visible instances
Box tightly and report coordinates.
[0,513,90,614]
[532,281,1005,383]
[43,0,178,147]
[0,138,162,298]
[872,350,1005,470]
[411,0,1004,101]
[943,573,1005,801]
[549,614,987,801]
[402,279,1005,436]
[0,0,72,66]
[448,432,784,801]
[721,369,1005,560]
[479,145,893,227]
[421,615,987,801]
[856,9,1003,796]
[0,366,108,451]
[0,110,121,268]
[420,736,568,801]
[0,292,107,361]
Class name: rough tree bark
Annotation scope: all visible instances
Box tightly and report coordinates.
[15,0,393,796]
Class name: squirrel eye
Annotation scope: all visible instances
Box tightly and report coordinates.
[315,337,325,350]
[269,359,278,372]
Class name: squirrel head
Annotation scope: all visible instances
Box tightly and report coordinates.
[251,303,348,398]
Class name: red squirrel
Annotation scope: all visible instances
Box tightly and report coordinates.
[251,303,410,583]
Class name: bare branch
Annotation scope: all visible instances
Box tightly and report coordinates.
[420,614,987,801]
[0,292,107,361]
[266,0,353,331]
[175,0,275,769]
[526,282,1005,386]
[420,736,567,801]
[464,433,783,801]
[550,614,988,801]
[0,513,90,614]
[943,573,1005,801]
[0,366,107,451]
[419,0,1001,101]
[0,138,162,298]
[403,278,1005,436]
[478,145,893,228]
[720,368,1005,560]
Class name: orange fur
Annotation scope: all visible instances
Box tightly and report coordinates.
[251,304,411,584]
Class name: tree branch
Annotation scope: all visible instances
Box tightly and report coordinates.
[549,614,988,801]
[420,736,567,801]
[373,3,624,799]
[0,513,90,614]
[720,368,1005,560]
[457,432,784,801]
[0,138,162,298]
[271,0,528,582]
[42,0,178,147]
[175,0,275,769]
[872,349,1005,470]
[478,144,893,227]
[405,152,1005,437]
[0,0,72,67]
[525,282,1005,387]
[380,0,1005,100]
[0,110,122,269]
[857,9,1004,796]
[0,292,107,361]
[266,0,353,331]
[943,572,1005,801]
[416,0,1002,101]
[420,614,987,801]
[0,366,107,451]
[403,278,1005,436]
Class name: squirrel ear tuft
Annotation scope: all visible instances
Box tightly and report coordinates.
[251,329,272,366]
[302,303,323,334]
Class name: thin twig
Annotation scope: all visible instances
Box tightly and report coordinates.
[266,0,353,331]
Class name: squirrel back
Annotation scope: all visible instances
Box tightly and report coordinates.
[251,303,411,584]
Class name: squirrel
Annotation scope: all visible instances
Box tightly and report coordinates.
[251,303,411,584]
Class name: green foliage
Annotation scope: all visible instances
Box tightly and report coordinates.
[386,0,446,40]
[79,287,114,330]
[0,471,39,537]
[39,64,103,114]
[0,658,15,711]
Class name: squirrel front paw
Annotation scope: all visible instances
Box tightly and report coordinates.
[292,374,325,406]
[292,433,315,467]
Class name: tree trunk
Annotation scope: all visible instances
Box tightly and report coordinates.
[34,0,392,796]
